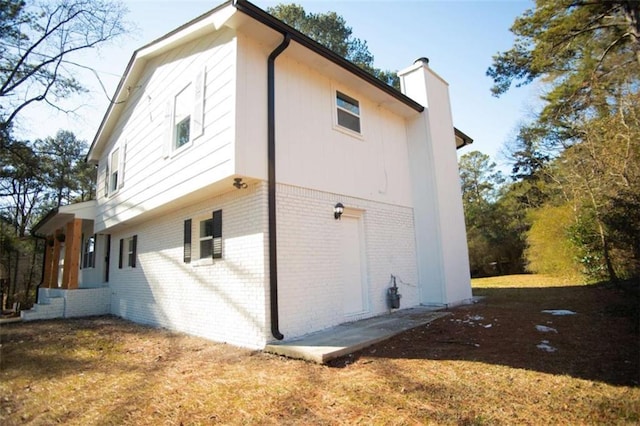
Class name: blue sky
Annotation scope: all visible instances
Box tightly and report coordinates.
[18,0,536,172]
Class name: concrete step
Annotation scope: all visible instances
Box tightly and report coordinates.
[21,297,65,321]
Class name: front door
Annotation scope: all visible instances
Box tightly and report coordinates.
[340,213,367,316]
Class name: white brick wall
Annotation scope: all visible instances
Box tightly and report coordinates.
[103,180,419,347]
[276,183,418,339]
[107,182,269,349]
[35,287,110,318]
[62,288,111,317]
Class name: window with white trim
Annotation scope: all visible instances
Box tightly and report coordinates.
[164,68,205,157]
[183,219,192,263]
[127,237,136,267]
[194,210,222,260]
[174,84,192,149]
[82,234,96,269]
[118,235,137,268]
[110,148,119,192]
[336,91,361,133]
[104,140,126,197]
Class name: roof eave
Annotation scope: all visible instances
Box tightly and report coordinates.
[232,0,424,114]
[454,127,474,150]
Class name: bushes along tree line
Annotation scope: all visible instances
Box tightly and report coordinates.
[464,0,639,282]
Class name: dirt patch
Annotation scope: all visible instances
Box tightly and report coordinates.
[333,283,638,387]
[1,278,638,425]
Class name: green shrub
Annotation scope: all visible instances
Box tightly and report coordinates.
[525,204,583,281]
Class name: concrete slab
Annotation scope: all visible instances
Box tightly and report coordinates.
[265,307,449,364]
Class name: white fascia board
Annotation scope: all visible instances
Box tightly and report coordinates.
[35,201,97,235]
[58,200,97,220]
[136,5,236,59]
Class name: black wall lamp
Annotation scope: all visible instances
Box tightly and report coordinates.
[233,177,248,189]
[334,202,344,220]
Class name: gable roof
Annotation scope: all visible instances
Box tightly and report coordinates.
[87,0,466,162]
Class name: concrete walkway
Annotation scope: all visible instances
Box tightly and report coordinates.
[265,307,449,364]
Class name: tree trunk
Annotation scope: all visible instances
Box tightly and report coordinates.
[25,239,39,308]
[9,251,19,309]
[597,219,618,283]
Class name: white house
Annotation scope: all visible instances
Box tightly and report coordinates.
[25,0,473,349]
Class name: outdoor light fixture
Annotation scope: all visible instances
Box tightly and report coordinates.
[334,202,344,220]
[233,177,248,189]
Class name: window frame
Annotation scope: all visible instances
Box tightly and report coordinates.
[183,219,192,264]
[334,90,362,136]
[190,210,222,264]
[110,148,120,193]
[104,140,126,198]
[164,68,205,159]
[118,235,137,269]
[199,217,214,260]
[82,234,96,269]
[173,83,192,151]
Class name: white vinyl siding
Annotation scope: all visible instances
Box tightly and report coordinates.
[94,30,235,233]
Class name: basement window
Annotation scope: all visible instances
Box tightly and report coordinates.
[336,91,361,134]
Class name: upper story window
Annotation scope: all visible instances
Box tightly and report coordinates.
[336,91,361,134]
[174,84,192,149]
[164,68,205,158]
[104,140,126,198]
[110,148,119,192]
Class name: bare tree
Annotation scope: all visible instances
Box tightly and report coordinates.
[0,0,130,145]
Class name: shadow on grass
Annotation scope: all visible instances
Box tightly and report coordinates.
[340,282,639,387]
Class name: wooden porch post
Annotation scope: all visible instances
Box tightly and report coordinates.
[61,219,82,289]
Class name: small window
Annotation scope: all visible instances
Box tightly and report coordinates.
[174,84,192,149]
[104,163,109,197]
[110,148,119,192]
[82,235,96,269]
[119,235,137,268]
[163,69,205,159]
[198,210,222,259]
[127,236,137,267]
[336,91,361,133]
[183,219,192,263]
[199,219,213,259]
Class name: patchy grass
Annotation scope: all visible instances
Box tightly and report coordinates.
[472,273,582,288]
[1,275,638,425]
